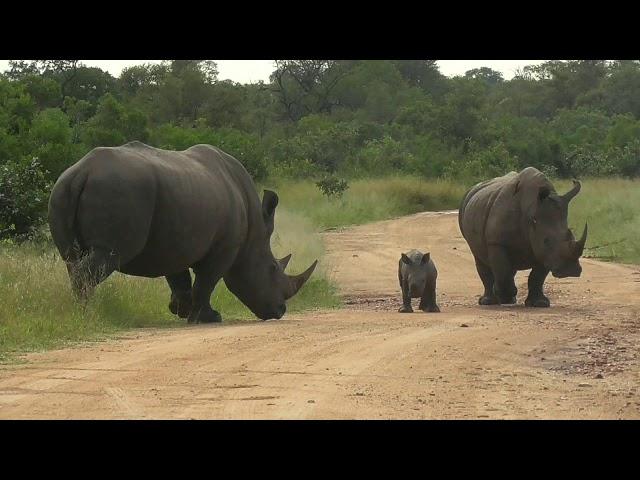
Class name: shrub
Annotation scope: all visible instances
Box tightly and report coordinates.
[0,157,51,240]
[316,175,349,199]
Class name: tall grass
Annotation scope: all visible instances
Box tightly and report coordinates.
[264,176,468,229]
[557,178,640,264]
[2,174,637,361]
[0,208,339,361]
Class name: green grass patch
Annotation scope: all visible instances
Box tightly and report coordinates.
[264,176,468,229]
[557,177,640,264]
[0,208,339,362]
[2,175,637,362]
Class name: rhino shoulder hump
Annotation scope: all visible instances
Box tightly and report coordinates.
[122,140,152,149]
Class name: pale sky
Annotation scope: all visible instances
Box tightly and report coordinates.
[0,60,547,84]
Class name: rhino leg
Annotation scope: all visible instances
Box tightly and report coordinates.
[398,279,413,313]
[166,270,192,318]
[488,247,517,304]
[188,272,222,324]
[419,278,440,313]
[525,265,551,308]
[187,248,237,324]
[67,247,119,301]
[475,258,498,305]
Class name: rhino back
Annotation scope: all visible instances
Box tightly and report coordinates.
[458,167,556,266]
[58,142,256,277]
[458,171,521,261]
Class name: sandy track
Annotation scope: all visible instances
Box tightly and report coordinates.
[1,211,639,419]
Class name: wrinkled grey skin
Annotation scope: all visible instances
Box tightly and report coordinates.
[48,141,317,323]
[458,167,587,308]
[398,249,440,313]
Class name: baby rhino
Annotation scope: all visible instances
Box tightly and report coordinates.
[398,249,440,313]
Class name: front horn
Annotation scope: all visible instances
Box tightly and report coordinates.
[563,179,581,203]
[285,260,318,299]
[574,222,588,257]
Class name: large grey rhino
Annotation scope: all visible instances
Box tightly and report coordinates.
[48,141,317,322]
[458,167,587,308]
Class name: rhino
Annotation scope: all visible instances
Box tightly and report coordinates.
[458,167,587,308]
[48,141,317,323]
[398,249,440,313]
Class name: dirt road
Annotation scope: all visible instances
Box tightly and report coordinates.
[1,211,639,419]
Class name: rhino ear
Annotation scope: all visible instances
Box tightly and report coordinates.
[401,254,412,265]
[262,190,279,237]
[421,253,430,264]
[514,180,520,195]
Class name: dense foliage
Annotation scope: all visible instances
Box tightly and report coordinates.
[1,59,640,239]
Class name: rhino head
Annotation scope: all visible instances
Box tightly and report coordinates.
[224,190,318,320]
[528,180,587,278]
[401,251,431,297]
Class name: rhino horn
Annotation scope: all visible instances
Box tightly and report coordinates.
[285,260,318,299]
[563,179,581,203]
[574,222,588,257]
[278,254,292,271]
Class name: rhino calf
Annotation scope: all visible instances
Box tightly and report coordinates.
[398,250,440,313]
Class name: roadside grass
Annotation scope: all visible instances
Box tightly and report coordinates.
[2,174,637,361]
[264,176,468,230]
[557,177,640,265]
[0,208,338,362]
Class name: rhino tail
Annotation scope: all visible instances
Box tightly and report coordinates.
[48,169,88,263]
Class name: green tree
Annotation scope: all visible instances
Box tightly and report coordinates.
[82,94,149,148]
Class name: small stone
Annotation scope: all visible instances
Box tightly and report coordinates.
[460,323,469,328]
[307,400,315,404]
[578,383,592,388]
[595,374,604,379]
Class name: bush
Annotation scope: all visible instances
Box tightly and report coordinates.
[614,140,640,178]
[316,175,349,199]
[28,108,83,180]
[81,93,149,148]
[0,158,51,240]
[150,123,267,181]
[345,135,413,176]
[444,141,518,184]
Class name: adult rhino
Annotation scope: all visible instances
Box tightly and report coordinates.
[48,141,317,323]
[458,167,587,308]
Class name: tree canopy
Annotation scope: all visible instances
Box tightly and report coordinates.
[1,59,640,239]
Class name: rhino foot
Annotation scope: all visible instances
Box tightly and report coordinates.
[525,295,550,308]
[188,307,223,324]
[398,305,414,313]
[499,295,517,305]
[479,295,499,305]
[169,295,192,319]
